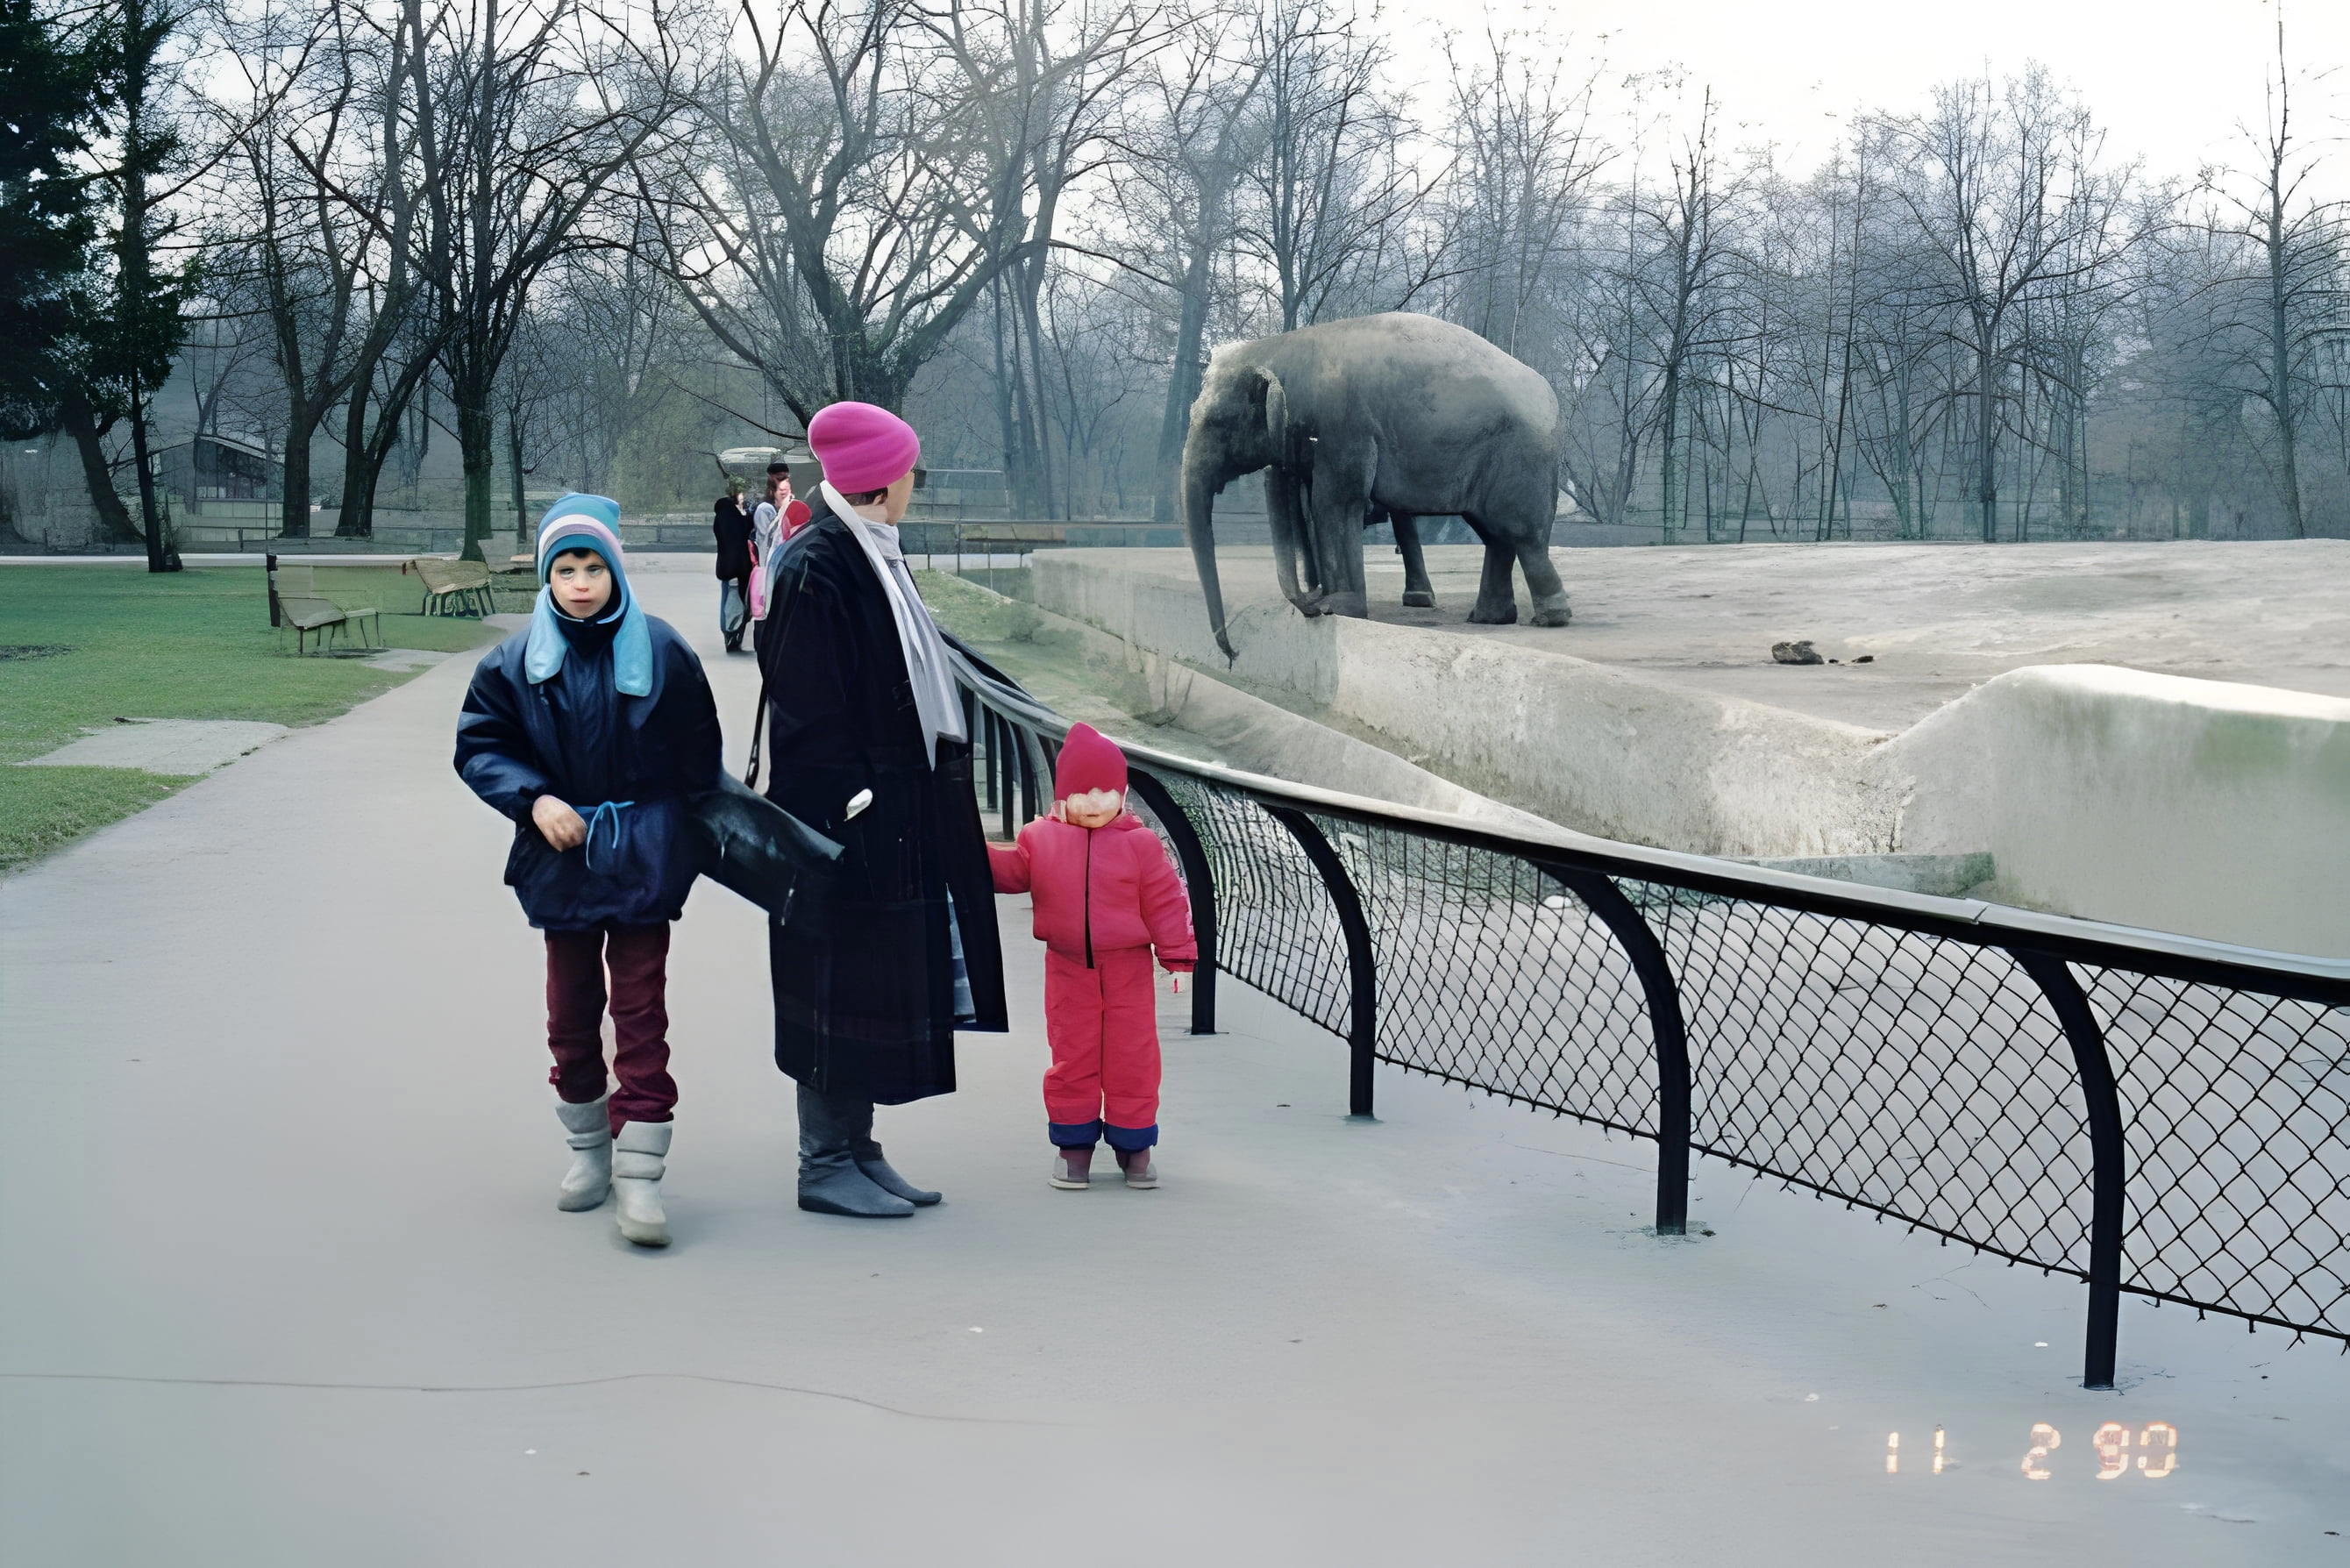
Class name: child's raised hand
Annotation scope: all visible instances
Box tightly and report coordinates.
[532,794,588,851]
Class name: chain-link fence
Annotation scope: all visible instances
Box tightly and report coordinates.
[952,655,2350,1387]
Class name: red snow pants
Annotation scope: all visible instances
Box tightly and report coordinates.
[1043,945,1160,1151]
[545,923,676,1137]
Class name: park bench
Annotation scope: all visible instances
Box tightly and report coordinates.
[273,564,381,655]
[958,523,1069,549]
[405,557,496,617]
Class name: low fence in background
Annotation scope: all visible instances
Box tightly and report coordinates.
[949,649,2350,1389]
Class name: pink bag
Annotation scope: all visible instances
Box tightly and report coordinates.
[747,541,768,621]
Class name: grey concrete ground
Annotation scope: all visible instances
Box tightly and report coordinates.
[4,557,2346,1566]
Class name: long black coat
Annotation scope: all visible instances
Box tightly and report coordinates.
[455,617,722,930]
[754,505,1008,1104]
[713,498,754,581]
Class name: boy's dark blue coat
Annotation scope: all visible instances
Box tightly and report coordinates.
[454,617,721,930]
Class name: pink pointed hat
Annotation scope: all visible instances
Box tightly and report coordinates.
[808,402,921,495]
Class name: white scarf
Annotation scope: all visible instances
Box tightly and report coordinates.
[822,481,967,766]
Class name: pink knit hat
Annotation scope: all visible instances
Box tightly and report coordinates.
[808,401,921,495]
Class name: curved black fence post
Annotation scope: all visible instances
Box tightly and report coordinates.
[1016,720,1043,827]
[1264,805,1378,1118]
[2012,947,2126,1392]
[1542,866,1691,1237]
[993,711,1015,842]
[1127,766,1219,1036]
[980,703,1000,813]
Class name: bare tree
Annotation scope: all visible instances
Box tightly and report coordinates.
[409,0,683,559]
[2183,12,2347,538]
[1236,0,1431,333]
[213,0,395,538]
[642,0,1130,457]
[1876,70,2138,542]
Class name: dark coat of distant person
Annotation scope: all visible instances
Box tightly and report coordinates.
[713,495,754,581]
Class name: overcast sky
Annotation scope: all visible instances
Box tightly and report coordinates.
[1382,0,2350,189]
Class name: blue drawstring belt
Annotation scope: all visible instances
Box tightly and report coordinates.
[580,800,636,872]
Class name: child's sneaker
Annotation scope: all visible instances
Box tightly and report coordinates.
[1050,1147,1093,1190]
[1116,1149,1158,1189]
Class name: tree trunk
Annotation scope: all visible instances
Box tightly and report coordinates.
[61,400,140,544]
[2266,189,2306,537]
[336,384,375,537]
[1657,364,1680,546]
[1154,238,1218,525]
[1975,339,2000,543]
[280,398,314,539]
[128,384,171,572]
[118,82,172,573]
[459,391,495,562]
[508,410,528,549]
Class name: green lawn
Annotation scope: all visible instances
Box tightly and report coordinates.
[0,566,498,875]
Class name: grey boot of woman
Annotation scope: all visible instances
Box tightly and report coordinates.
[853,1131,942,1207]
[796,1085,915,1218]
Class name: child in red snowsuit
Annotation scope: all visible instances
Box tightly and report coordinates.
[988,723,1196,1190]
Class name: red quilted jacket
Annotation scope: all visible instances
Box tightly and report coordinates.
[988,813,1198,968]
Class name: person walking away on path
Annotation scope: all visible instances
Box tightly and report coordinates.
[987,723,1195,1190]
[714,481,754,652]
[454,495,722,1248]
[751,402,1007,1217]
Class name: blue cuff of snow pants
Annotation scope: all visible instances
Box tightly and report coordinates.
[1049,1120,1102,1149]
[1102,1123,1158,1151]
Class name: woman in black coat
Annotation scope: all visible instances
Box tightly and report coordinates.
[752,412,1007,1220]
[713,485,754,652]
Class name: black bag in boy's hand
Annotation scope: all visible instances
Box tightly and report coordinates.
[687,773,843,930]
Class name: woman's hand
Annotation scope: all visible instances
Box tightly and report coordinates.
[532,794,587,851]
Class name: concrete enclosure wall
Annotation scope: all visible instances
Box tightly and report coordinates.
[1880,666,2350,957]
[1032,549,1905,859]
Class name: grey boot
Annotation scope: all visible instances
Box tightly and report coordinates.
[797,1086,914,1218]
[854,1135,942,1207]
[1050,1146,1093,1190]
[1115,1147,1159,1190]
[611,1121,672,1247]
[554,1094,612,1211]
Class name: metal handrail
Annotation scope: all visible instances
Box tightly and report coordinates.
[951,645,2350,1388]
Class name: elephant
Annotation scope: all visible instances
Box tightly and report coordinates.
[1179,311,1571,659]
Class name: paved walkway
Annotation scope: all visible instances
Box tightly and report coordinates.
[2,557,2342,1566]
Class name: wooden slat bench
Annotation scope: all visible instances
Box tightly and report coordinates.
[273,565,381,653]
[405,557,495,617]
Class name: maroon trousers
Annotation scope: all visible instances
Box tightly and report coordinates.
[545,923,676,1136]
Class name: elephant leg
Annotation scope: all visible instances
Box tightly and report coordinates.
[1391,513,1436,608]
[1264,467,1313,611]
[1463,517,1518,624]
[1308,485,1369,619]
[1515,528,1571,627]
[1303,440,1371,619]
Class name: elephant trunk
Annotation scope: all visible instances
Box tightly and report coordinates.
[1182,445,1238,662]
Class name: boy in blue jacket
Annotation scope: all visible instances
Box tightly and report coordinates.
[454,496,720,1247]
